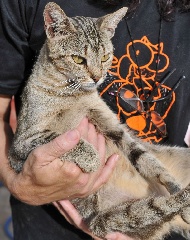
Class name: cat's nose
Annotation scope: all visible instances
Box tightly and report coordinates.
[92,76,100,83]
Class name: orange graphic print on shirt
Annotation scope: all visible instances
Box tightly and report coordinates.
[100,36,176,143]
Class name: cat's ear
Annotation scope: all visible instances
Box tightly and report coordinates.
[97,7,128,38]
[43,2,76,39]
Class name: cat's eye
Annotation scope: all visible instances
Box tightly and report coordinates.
[72,55,86,64]
[101,54,110,62]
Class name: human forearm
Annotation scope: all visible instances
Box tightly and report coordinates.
[0,95,16,184]
[0,119,15,182]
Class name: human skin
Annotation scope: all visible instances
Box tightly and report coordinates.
[0,95,118,204]
[0,94,133,239]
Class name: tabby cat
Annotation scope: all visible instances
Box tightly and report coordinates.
[9,2,190,239]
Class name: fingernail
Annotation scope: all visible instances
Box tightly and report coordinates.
[66,129,79,141]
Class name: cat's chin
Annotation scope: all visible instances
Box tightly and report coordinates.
[81,82,97,91]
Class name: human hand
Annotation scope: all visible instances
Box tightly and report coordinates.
[54,200,134,240]
[6,118,118,205]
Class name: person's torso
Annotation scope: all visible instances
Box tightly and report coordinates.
[23,0,190,146]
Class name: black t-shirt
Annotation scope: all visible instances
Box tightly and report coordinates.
[0,0,189,239]
[1,0,190,146]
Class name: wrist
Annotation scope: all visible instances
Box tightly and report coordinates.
[5,171,41,205]
[1,160,37,205]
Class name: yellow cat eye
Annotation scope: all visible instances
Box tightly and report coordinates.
[101,54,110,62]
[72,55,86,64]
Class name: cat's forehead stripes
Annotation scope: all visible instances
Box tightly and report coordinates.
[72,16,102,51]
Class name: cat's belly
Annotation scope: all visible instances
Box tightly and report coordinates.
[102,142,170,208]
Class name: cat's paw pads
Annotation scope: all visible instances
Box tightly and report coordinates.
[181,207,190,224]
[60,139,100,173]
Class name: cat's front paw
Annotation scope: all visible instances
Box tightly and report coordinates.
[61,139,100,173]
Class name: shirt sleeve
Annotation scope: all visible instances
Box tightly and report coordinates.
[0,0,37,95]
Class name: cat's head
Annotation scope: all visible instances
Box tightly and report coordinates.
[43,2,127,92]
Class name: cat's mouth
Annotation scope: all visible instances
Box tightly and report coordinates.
[81,82,97,91]
[79,76,104,91]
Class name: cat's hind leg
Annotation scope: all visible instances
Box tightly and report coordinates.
[88,106,181,194]
[126,148,182,194]
[88,184,190,239]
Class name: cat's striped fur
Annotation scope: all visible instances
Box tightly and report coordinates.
[9,3,190,239]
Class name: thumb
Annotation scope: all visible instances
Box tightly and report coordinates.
[40,129,81,158]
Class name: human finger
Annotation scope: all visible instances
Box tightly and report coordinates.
[54,200,103,240]
[87,122,99,150]
[37,129,80,159]
[77,118,100,151]
[105,232,135,240]
[96,133,106,164]
[55,200,87,229]
[53,201,75,225]
[76,117,89,139]
[91,154,119,192]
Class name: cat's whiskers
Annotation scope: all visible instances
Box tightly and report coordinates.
[66,80,81,91]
